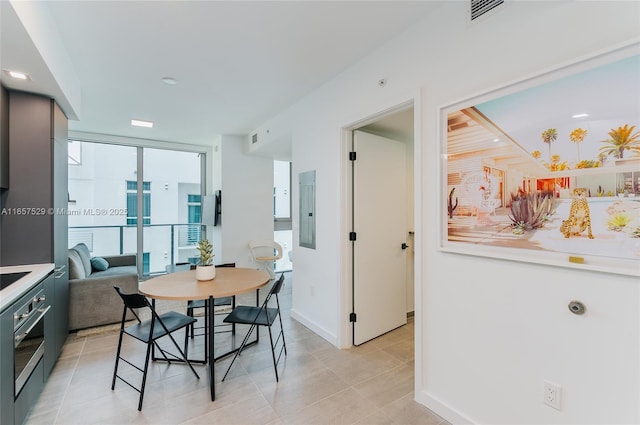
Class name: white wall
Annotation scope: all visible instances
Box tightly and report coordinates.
[219,135,274,267]
[253,2,640,423]
[210,136,223,260]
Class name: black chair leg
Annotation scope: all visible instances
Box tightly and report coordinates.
[221,323,258,382]
[267,326,279,382]
[277,299,287,356]
[138,339,154,411]
[111,329,125,390]
[231,296,236,335]
[165,331,200,379]
[184,323,190,359]
[187,306,194,339]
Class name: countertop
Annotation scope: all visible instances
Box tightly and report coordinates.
[0,263,55,312]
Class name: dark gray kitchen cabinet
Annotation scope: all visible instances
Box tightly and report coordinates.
[43,273,57,379]
[1,85,9,189]
[1,275,52,425]
[0,302,14,425]
[2,91,69,375]
[51,100,70,366]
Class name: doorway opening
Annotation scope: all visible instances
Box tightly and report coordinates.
[342,101,417,347]
[274,160,293,273]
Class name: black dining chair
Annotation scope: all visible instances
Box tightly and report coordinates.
[221,272,287,382]
[111,286,200,411]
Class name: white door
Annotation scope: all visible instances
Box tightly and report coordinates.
[352,130,407,345]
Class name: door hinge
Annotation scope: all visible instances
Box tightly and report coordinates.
[349,232,357,241]
[349,312,357,322]
[349,151,356,161]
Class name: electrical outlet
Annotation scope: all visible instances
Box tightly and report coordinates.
[544,381,561,410]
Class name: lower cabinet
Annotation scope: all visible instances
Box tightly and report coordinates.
[14,361,44,425]
[44,270,68,380]
[43,273,57,379]
[0,272,64,425]
[0,302,15,425]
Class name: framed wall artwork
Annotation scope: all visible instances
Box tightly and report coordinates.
[439,42,639,277]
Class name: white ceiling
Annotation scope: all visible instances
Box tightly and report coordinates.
[1,1,440,158]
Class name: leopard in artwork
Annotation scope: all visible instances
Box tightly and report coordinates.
[560,188,594,239]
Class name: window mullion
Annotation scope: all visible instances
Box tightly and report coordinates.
[136,146,144,278]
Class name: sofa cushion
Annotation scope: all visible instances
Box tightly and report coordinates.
[90,257,109,272]
[68,249,86,280]
[89,265,138,279]
[68,271,138,330]
[73,243,93,277]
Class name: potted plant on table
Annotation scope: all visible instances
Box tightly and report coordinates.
[196,238,215,281]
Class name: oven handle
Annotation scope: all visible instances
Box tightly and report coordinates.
[15,305,51,346]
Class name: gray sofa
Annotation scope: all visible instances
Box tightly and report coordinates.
[68,243,139,331]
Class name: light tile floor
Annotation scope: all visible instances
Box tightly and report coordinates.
[25,272,449,425]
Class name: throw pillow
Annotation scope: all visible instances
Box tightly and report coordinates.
[90,257,109,272]
[68,249,86,280]
[74,243,93,277]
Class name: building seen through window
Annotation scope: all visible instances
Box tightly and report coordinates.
[68,141,203,276]
[126,181,151,225]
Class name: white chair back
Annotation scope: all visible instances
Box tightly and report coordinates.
[249,240,283,278]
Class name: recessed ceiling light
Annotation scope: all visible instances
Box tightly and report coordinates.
[161,77,178,85]
[131,119,153,128]
[572,113,589,118]
[10,71,29,80]
[3,70,30,80]
[493,138,500,142]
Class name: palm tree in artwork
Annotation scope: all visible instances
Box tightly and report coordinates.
[569,128,587,162]
[541,128,558,163]
[549,154,569,172]
[600,124,640,159]
[598,152,607,166]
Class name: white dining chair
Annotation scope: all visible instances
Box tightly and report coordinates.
[249,240,283,278]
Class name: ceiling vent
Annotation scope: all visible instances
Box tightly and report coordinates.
[470,0,504,21]
[252,133,258,144]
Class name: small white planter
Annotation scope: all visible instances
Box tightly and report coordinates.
[196,265,216,281]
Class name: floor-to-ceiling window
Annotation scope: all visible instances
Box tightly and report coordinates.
[67,142,138,260]
[68,140,204,278]
[143,147,201,275]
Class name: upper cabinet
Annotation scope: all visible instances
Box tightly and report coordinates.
[0,85,8,189]
[1,91,68,266]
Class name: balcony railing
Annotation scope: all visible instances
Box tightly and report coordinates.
[68,224,202,276]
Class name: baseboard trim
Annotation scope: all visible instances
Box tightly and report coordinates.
[290,308,338,347]
[414,389,475,425]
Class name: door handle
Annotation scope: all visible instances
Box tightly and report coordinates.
[401,243,409,250]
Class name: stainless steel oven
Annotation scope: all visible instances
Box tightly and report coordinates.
[13,287,50,396]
